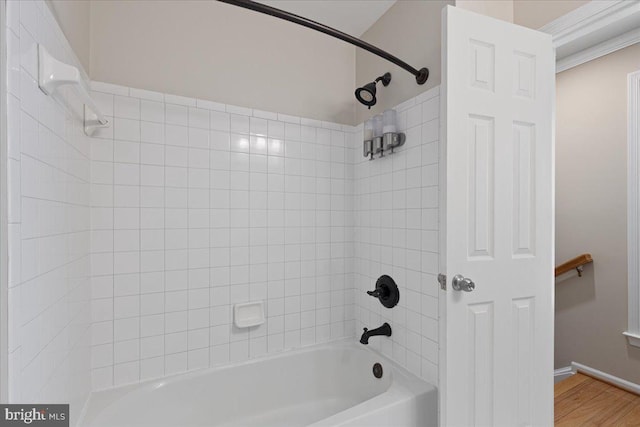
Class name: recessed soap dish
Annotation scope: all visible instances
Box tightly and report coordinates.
[233,301,265,328]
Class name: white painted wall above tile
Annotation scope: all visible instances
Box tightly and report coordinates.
[89,1,356,125]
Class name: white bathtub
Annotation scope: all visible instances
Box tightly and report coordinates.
[80,340,437,427]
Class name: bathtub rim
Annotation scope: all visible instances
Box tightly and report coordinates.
[80,338,436,426]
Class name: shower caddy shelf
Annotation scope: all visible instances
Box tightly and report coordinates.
[37,44,110,136]
[555,253,593,278]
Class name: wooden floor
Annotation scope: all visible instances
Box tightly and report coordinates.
[555,373,640,426]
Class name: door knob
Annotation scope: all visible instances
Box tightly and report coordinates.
[452,274,475,292]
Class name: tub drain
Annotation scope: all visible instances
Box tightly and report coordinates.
[372,363,383,379]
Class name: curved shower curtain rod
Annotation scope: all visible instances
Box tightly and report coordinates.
[217,0,429,85]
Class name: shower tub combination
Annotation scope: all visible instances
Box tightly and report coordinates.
[80,340,437,427]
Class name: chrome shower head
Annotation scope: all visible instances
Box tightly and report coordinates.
[355,72,391,109]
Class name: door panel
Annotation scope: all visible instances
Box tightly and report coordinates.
[440,6,554,426]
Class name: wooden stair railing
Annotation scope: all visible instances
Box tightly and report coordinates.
[555,254,593,278]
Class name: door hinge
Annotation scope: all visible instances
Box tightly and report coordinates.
[438,273,447,290]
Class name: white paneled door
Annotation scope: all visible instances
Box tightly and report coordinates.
[440,6,554,426]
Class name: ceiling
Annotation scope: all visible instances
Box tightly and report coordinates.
[256,1,397,37]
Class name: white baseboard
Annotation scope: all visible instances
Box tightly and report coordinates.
[572,362,640,395]
[554,366,575,383]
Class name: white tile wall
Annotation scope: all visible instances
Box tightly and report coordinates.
[5,2,441,407]
[6,0,92,423]
[352,87,440,385]
[88,82,355,389]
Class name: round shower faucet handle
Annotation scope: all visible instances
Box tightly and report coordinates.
[367,275,400,308]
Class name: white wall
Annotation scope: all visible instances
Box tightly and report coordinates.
[6,1,92,423]
[46,0,453,128]
[44,0,452,128]
[44,0,90,71]
[89,1,356,125]
[87,82,356,388]
[456,0,513,22]
[355,0,451,125]
[514,0,589,29]
[455,0,588,29]
[43,0,576,127]
[353,87,440,384]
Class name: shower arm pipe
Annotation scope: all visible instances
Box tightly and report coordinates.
[217,0,429,85]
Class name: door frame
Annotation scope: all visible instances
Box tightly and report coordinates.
[625,70,640,347]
